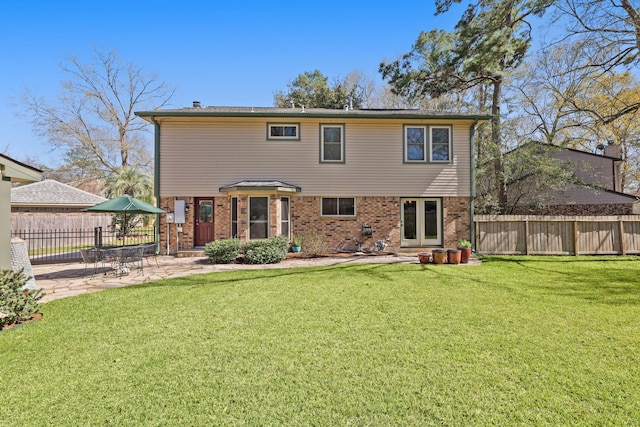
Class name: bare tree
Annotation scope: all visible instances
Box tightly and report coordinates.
[554,0,640,122]
[19,48,174,178]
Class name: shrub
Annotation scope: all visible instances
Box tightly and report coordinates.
[0,269,43,329]
[204,238,242,264]
[457,239,472,249]
[301,233,329,257]
[242,236,289,264]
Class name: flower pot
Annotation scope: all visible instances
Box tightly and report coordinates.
[291,245,302,253]
[458,247,472,264]
[447,249,461,265]
[432,249,447,264]
[417,253,431,264]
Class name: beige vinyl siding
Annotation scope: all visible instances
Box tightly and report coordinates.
[158,117,473,197]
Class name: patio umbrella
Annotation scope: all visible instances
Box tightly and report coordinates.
[83,195,165,245]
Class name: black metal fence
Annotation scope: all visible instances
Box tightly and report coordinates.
[11,226,157,264]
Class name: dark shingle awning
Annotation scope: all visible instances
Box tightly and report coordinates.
[219,180,301,193]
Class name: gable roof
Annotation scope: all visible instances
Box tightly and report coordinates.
[507,141,623,162]
[136,106,492,122]
[11,179,108,207]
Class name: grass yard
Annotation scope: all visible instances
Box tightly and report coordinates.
[1,256,639,425]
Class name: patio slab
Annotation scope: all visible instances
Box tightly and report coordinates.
[32,253,480,303]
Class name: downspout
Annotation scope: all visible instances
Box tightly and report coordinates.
[470,119,478,251]
[150,115,161,254]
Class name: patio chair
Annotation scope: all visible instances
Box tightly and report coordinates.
[121,245,145,274]
[141,242,160,268]
[79,248,100,276]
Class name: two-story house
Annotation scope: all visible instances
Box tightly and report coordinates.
[136,105,489,255]
[506,142,639,215]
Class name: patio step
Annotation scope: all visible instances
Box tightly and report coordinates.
[177,249,205,257]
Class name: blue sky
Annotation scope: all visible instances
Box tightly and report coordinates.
[1,0,465,166]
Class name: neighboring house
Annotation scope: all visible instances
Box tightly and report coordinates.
[136,105,489,254]
[506,142,639,215]
[11,179,111,231]
[1,154,42,269]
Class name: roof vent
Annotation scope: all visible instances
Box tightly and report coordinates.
[193,101,202,108]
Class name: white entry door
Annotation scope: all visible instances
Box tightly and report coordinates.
[401,198,442,246]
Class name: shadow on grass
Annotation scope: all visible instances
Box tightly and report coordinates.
[476,255,640,306]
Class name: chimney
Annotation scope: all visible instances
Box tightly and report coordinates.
[193,101,202,108]
[604,144,622,159]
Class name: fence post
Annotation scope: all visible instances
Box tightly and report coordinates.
[573,220,579,256]
[619,220,626,255]
[94,226,103,248]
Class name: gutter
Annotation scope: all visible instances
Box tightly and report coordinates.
[150,115,161,253]
[470,119,479,251]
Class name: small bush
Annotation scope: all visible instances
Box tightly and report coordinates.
[301,233,329,257]
[204,238,242,264]
[0,269,43,329]
[242,236,289,264]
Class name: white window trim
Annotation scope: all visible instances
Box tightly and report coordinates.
[267,123,300,141]
[248,196,270,240]
[320,197,356,217]
[320,124,345,163]
[280,196,290,238]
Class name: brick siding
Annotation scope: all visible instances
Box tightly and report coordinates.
[159,195,472,254]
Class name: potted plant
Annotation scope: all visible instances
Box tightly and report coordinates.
[290,235,302,253]
[457,239,472,264]
[417,252,431,264]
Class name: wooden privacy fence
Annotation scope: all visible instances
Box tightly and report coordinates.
[475,215,640,255]
[11,213,112,231]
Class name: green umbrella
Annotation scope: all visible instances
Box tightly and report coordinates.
[83,195,165,245]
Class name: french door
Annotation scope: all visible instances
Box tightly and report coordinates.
[401,198,442,246]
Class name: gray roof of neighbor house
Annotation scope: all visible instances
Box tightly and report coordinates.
[11,179,107,207]
[136,106,493,121]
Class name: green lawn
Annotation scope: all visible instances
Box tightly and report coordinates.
[1,256,639,425]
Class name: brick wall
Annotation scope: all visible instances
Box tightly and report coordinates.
[443,196,472,248]
[159,195,472,253]
[291,196,401,250]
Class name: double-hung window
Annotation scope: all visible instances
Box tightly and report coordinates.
[321,197,355,217]
[267,123,299,140]
[231,197,238,238]
[404,125,452,163]
[280,197,290,238]
[405,126,426,161]
[249,196,269,239]
[320,124,345,163]
[430,126,451,161]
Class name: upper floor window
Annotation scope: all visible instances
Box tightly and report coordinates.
[404,125,452,163]
[430,126,451,162]
[267,123,299,140]
[405,126,426,161]
[320,124,345,163]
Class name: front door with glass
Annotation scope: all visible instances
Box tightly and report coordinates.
[194,198,214,246]
[401,198,442,246]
